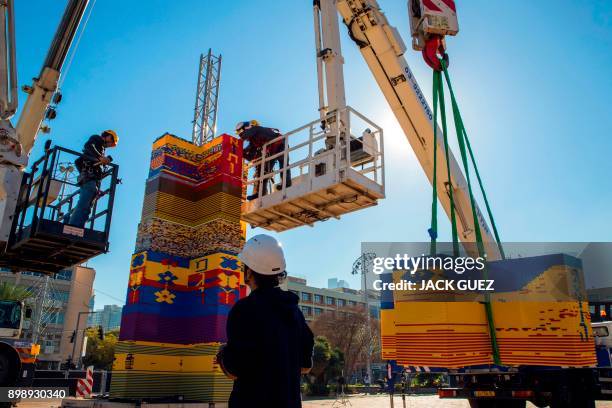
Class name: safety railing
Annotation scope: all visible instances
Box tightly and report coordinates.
[243,106,385,201]
[9,143,119,246]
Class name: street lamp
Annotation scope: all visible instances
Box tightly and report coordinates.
[70,311,98,369]
[351,252,377,385]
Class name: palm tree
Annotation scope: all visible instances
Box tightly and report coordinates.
[0,282,32,302]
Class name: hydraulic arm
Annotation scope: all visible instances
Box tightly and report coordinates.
[0,0,89,243]
[335,0,501,259]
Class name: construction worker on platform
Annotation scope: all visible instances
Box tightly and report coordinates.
[217,234,314,408]
[236,120,292,200]
[64,130,118,228]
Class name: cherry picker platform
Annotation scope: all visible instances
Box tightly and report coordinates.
[0,145,119,274]
[241,107,385,232]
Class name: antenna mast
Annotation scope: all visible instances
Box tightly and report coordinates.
[191,48,221,146]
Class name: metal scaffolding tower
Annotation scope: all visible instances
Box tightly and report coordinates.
[191,49,221,146]
[28,274,63,344]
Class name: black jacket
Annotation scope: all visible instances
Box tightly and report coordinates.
[75,135,106,184]
[241,126,284,161]
[221,287,314,408]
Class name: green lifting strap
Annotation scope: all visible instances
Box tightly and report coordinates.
[440,65,505,260]
[439,60,502,365]
[429,71,439,256]
[429,70,459,257]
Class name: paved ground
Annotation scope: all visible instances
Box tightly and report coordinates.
[13,395,612,407]
[303,395,612,408]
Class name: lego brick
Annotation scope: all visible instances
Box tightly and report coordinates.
[381,254,597,369]
[109,372,232,402]
[111,134,245,402]
[135,218,244,258]
[141,191,241,226]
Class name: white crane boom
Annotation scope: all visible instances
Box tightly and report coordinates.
[17,0,89,156]
[0,0,89,243]
[335,0,500,259]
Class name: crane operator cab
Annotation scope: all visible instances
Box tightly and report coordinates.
[241,107,385,232]
[0,143,119,274]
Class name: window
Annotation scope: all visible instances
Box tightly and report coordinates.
[301,292,312,302]
[314,308,323,316]
[43,339,59,354]
[56,312,65,325]
[326,297,335,306]
[55,269,73,281]
[594,326,609,338]
[51,291,70,303]
[301,306,312,316]
[337,299,346,307]
[314,294,323,303]
[348,300,356,306]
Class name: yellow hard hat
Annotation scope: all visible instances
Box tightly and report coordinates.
[102,130,119,146]
[250,119,260,127]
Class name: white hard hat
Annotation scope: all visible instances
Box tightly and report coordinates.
[238,234,286,275]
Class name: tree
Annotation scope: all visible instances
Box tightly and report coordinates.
[311,307,381,377]
[81,328,119,370]
[0,282,32,301]
[307,336,344,395]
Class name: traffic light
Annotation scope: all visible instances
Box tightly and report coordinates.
[97,325,104,340]
[70,330,76,343]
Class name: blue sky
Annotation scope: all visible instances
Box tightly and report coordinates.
[16,1,612,307]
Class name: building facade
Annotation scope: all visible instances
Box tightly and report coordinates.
[0,266,95,369]
[284,276,379,322]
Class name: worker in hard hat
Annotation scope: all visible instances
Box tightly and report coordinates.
[64,130,118,228]
[235,121,292,200]
[217,234,314,408]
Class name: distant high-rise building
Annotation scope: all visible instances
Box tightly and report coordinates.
[91,304,123,332]
[87,295,95,326]
[328,277,350,289]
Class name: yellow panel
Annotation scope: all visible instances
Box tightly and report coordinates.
[191,252,243,273]
[142,260,191,285]
[152,133,224,155]
[114,353,218,373]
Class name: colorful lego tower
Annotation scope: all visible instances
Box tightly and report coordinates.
[109,133,246,403]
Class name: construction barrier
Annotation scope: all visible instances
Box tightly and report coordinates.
[75,366,94,398]
[33,370,109,396]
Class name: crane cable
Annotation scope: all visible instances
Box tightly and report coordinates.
[57,0,98,90]
[428,59,505,365]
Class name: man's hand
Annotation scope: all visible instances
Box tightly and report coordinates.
[215,345,237,380]
[301,367,311,374]
[99,156,112,165]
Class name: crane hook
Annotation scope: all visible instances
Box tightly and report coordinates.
[423,34,449,71]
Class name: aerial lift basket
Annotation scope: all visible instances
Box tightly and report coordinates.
[242,107,385,232]
[0,145,119,274]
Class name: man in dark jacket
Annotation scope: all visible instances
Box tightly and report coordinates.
[217,234,314,408]
[64,130,118,227]
[236,121,292,200]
